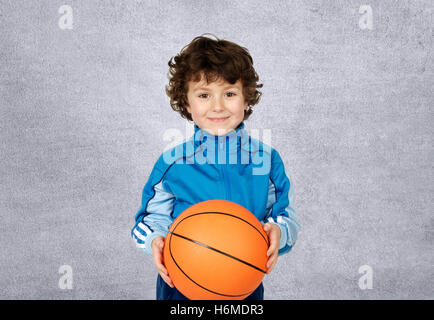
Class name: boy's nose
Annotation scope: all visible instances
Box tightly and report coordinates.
[211,97,225,111]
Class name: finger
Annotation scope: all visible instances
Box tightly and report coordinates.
[155,255,172,287]
[267,261,276,274]
[266,239,277,256]
[264,224,273,250]
[152,241,168,276]
[266,252,277,268]
[152,250,164,271]
[266,254,278,273]
[263,223,271,234]
[162,273,174,288]
[156,262,169,277]
[160,271,174,288]
[267,240,278,257]
[152,239,173,287]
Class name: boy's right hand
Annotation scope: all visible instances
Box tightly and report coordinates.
[151,236,174,288]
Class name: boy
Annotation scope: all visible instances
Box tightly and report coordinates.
[131,34,300,300]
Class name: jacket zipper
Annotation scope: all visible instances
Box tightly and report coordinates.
[218,138,231,200]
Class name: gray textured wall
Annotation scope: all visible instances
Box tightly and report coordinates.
[1,0,433,299]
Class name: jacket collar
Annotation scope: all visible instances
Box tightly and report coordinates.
[192,121,249,153]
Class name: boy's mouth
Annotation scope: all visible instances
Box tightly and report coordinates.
[208,116,229,123]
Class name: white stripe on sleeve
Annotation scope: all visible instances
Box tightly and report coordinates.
[137,222,152,235]
[133,228,146,242]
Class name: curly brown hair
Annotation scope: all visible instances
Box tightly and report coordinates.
[165,33,263,121]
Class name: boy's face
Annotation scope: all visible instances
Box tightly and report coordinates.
[186,73,248,136]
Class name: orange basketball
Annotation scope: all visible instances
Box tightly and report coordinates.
[163,199,269,300]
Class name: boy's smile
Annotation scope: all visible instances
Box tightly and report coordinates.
[185,73,248,136]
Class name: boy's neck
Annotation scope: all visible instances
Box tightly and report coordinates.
[194,121,245,137]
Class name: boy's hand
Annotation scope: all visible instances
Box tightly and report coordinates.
[263,223,281,274]
[151,236,174,288]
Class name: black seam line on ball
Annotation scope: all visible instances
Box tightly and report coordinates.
[168,231,267,274]
[171,211,270,247]
[168,232,254,298]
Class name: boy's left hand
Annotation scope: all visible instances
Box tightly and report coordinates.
[263,222,281,274]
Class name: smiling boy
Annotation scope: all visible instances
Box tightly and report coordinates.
[131,34,300,300]
[186,77,247,136]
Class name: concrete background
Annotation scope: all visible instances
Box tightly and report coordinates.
[0,0,433,299]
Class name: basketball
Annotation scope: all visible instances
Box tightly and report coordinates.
[163,199,269,300]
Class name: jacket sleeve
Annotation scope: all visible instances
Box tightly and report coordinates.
[264,149,301,255]
[131,157,175,256]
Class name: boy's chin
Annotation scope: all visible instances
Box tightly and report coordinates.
[203,126,233,136]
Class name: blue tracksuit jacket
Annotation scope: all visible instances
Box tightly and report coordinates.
[131,121,300,256]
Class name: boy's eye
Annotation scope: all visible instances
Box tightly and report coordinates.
[198,92,236,98]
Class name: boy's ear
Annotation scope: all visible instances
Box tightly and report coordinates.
[186,105,191,114]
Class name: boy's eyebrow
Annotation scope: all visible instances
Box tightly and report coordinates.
[193,84,241,92]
